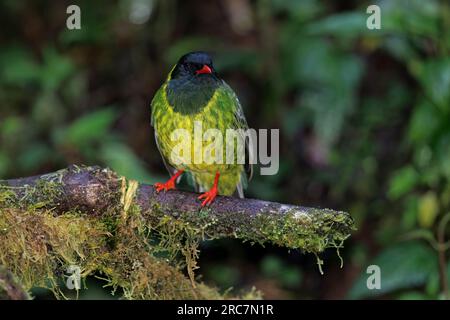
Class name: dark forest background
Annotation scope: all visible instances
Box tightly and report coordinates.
[0,0,449,299]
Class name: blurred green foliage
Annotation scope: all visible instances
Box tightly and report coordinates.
[0,0,449,299]
[349,241,439,299]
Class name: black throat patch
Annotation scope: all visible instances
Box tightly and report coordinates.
[166,76,221,115]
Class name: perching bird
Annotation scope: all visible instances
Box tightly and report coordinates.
[151,51,252,206]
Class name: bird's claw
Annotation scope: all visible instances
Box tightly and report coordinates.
[154,170,184,193]
[154,181,175,192]
[198,187,218,207]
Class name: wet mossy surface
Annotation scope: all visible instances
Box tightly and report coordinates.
[0,169,250,299]
[0,166,353,299]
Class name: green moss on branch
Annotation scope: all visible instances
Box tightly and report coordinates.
[0,165,354,299]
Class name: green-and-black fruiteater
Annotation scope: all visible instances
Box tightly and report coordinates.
[151,51,252,206]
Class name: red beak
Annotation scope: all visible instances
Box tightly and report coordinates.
[196,64,212,75]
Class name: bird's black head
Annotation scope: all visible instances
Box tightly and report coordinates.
[166,52,221,114]
[170,51,217,80]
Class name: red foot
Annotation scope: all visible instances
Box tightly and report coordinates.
[198,172,220,207]
[154,170,184,193]
[198,186,218,207]
[154,180,175,192]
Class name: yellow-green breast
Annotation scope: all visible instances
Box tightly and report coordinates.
[151,82,247,196]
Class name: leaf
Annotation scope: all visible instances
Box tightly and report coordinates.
[414,58,450,112]
[59,108,117,147]
[348,241,438,299]
[388,166,419,199]
[280,33,364,147]
[17,143,52,172]
[425,272,440,297]
[306,0,442,42]
[306,12,367,38]
[401,196,418,229]
[408,100,442,144]
[204,264,240,289]
[261,255,302,288]
[40,47,75,90]
[100,142,155,183]
[397,291,430,300]
[279,267,302,288]
[383,36,419,62]
[270,0,324,21]
[436,133,450,181]
[61,71,88,103]
[214,49,261,75]
[0,116,25,139]
[32,91,65,127]
[261,255,284,277]
[417,192,439,228]
[0,46,40,85]
[58,1,113,45]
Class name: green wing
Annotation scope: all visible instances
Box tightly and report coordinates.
[219,82,254,194]
[151,85,178,177]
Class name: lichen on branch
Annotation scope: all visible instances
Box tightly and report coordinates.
[0,165,354,299]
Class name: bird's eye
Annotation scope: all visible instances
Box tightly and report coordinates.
[189,63,201,73]
[195,63,204,73]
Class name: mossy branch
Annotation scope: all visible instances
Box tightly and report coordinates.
[0,165,354,299]
[2,165,354,252]
[0,266,30,300]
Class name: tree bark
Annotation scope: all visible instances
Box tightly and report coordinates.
[0,266,30,300]
[1,165,354,252]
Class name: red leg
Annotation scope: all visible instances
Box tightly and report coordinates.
[198,172,220,207]
[154,169,184,192]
